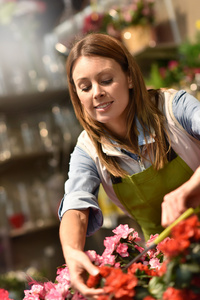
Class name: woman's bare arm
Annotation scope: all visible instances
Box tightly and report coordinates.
[59,209,103,299]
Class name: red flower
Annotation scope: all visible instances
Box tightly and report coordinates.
[87,266,114,288]
[168,60,179,70]
[0,289,13,300]
[157,260,168,276]
[98,296,110,300]
[143,296,157,300]
[157,238,189,258]
[103,268,138,299]
[87,272,101,288]
[172,215,200,242]
[163,287,198,300]
[99,265,113,277]
[128,263,158,277]
[82,13,104,34]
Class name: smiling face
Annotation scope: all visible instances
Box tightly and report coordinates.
[72,55,131,136]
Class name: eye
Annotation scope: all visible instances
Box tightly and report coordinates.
[80,85,91,92]
[101,79,113,85]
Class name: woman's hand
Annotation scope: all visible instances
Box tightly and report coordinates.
[64,246,104,299]
[162,166,200,227]
[59,209,104,299]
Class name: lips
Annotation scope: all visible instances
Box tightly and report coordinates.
[95,101,113,109]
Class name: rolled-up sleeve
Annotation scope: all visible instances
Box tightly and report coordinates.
[58,145,103,236]
[173,90,200,139]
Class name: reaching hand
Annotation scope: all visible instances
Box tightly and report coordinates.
[65,247,104,299]
[161,167,200,227]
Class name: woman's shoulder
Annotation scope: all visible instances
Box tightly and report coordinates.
[76,130,97,161]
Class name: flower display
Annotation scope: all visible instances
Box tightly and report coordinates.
[101,0,155,34]
[21,214,200,299]
[146,26,200,89]
[82,0,155,37]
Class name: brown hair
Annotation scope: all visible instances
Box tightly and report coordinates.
[66,33,169,177]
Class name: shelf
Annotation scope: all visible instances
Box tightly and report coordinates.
[0,150,55,174]
[0,88,70,115]
[10,219,59,238]
[133,42,179,60]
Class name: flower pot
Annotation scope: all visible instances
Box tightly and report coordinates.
[121,25,156,54]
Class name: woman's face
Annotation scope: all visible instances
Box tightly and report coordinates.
[72,55,132,136]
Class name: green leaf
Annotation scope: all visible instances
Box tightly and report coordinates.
[148,276,166,299]
[134,286,150,300]
[145,64,165,89]
[175,265,192,288]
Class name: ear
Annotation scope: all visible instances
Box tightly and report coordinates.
[128,76,133,89]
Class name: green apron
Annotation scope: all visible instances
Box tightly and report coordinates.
[112,155,193,241]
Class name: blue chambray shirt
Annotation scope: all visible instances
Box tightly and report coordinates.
[58,90,200,235]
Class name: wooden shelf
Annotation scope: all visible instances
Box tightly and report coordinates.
[0,88,70,115]
[10,219,59,238]
[133,42,179,60]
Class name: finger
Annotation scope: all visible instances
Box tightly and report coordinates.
[162,190,188,227]
[161,200,172,227]
[79,254,100,277]
[74,282,104,299]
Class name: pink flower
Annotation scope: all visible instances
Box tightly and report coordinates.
[48,283,71,300]
[24,284,45,299]
[116,243,129,257]
[128,230,141,242]
[72,291,87,300]
[122,10,132,23]
[149,257,162,270]
[159,67,167,79]
[134,244,144,253]
[101,254,116,266]
[168,60,179,70]
[115,262,121,268]
[103,235,121,255]
[112,224,133,239]
[45,288,65,300]
[56,266,71,285]
[146,234,159,246]
[86,250,98,262]
[23,292,40,300]
[86,250,102,265]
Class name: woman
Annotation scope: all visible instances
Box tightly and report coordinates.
[59,33,200,298]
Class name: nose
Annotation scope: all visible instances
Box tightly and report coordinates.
[93,84,105,100]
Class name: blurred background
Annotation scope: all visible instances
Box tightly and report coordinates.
[0,0,199,298]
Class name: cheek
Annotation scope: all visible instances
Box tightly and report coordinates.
[76,92,85,106]
[78,93,92,107]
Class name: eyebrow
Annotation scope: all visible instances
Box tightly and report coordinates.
[74,68,113,83]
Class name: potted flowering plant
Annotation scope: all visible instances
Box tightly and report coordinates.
[82,0,156,53]
[101,0,155,31]
[22,213,200,299]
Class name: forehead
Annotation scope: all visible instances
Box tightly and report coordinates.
[72,56,122,80]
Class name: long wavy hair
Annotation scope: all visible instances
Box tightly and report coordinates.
[66,33,170,177]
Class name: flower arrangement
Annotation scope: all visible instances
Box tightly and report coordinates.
[102,0,155,34]
[21,214,200,300]
[82,0,155,37]
[146,23,200,89]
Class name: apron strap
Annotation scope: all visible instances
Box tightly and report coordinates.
[110,174,122,184]
[111,139,177,185]
[165,135,177,162]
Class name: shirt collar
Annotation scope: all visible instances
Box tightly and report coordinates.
[136,118,155,146]
[101,118,155,155]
